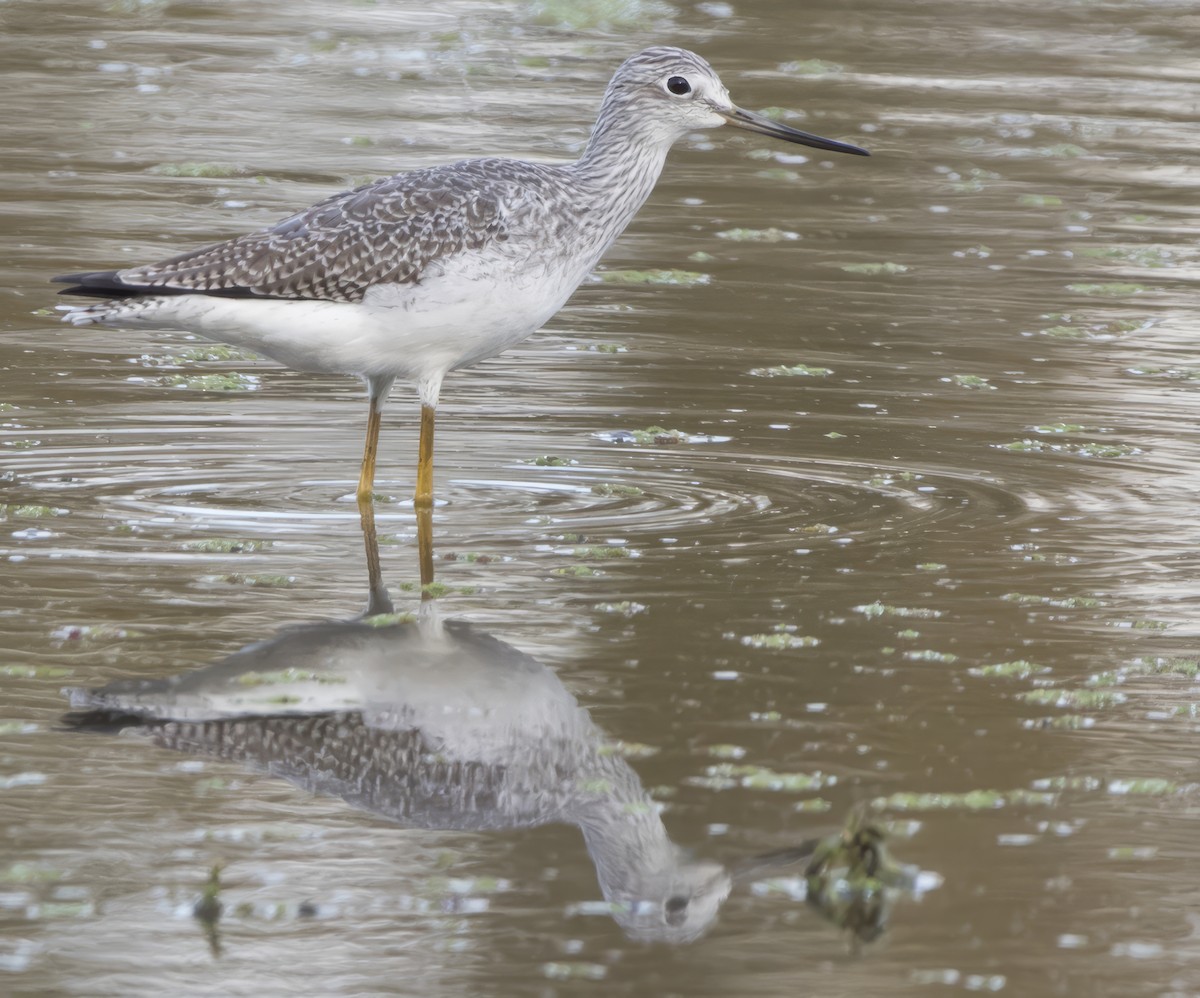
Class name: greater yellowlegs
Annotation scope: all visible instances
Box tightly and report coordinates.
[54,46,868,517]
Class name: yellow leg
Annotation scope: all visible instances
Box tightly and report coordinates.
[414,403,435,508]
[357,492,394,617]
[416,501,435,593]
[357,401,384,503]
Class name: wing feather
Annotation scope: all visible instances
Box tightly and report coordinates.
[106,159,541,303]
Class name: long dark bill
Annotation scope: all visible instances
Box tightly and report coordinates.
[720,105,870,156]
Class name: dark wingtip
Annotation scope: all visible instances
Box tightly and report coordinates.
[52,270,138,299]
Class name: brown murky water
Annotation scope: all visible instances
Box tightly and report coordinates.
[3,0,1200,994]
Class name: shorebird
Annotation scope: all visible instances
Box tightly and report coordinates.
[54,46,868,514]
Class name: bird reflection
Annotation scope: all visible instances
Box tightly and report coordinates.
[63,505,922,945]
[64,522,730,943]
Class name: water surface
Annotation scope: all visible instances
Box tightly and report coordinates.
[2,0,1199,994]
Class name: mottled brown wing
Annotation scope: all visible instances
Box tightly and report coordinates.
[115,160,520,303]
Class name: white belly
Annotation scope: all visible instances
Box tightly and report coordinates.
[66,250,593,386]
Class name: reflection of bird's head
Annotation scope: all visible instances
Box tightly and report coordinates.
[607,856,733,945]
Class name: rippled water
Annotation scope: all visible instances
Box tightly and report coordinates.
[3,0,1200,994]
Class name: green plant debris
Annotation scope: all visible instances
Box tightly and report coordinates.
[220,573,295,588]
[362,611,418,627]
[715,226,799,242]
[0,862,62,884]
[794,798,833,812]
[35,901,95,919]
[396,581,476,597]
[173,345,256,362]
[441,551,496,564]
[1032,775,1177,796]
[738,630,820,650]
[755,168,801,182]
[162,373,259,392]
[946,167,1002,193]
[688,250,715,263]
[182,538,272,553]
[1075,245,1174,268]
[945,374,995,389]
[627,426,689,444]
[1017,688,1124,709]
[571,545,630,559]
[587,341,626,353]
[970,660,1050,679]
[591,483,644,498]
[3,440,40,449]
[593,268,709,286]
[526,0,673,30]
[529,455,574,467]
[1035,319,1143,340]
[0,720,36,736]
[594,600,646,616]
[796,522,838,535]
[0,664,74,679]
[551,564,600,577]
[999,438,1140,459]
[149,161,242,178]
[693,763,833,792]
[839,261,909,275]
[777,58,843,74]
[1124,365,1200,381]
[235,668,346,687]
[1108,846,1158,860]
[854,602,944,620]
[903,649,957,663]
[1066,282,1148,297]
[1017,194,1063,207]
[599,740,660,759]
[916,562,947,572]
[824,431,846,439]
[50,624,144,642]
[706,744,747,760]
[1034,422,1089,434]
[895,628,920,639]
[872,789,1054,811]
[748,362,832,378]
[542,962,608,982]
[0,504,67,519]
[1002,592,1103,609]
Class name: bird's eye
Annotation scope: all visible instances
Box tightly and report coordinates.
[666,76,691,96]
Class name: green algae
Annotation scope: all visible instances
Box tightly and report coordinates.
[946,374,995,390]
[748,362,832,378]
[182,538,272,553]
[591,483,644,498]
[1066,282,1148,297]
[739,631,820,650]
[716,226,799,242]
[1017,688,1124,709]
[235,668,346,688]
[594,600,646,616]
[361,611,418,627]
[839,261,909,275]
[219,573,295,588]
[163,373,259,392]
[529,455,574,467]
[854,602,944,620]
[1002,592,1103,609]
[778,58,843,74]
[526,0,672,30]
[594,268,709,286]
[694,763,833,792]
[0,504,67,519]
[903,649,957,663]
[149,161,242,178]
[969,660,1050,679]
[873,788,1054,811]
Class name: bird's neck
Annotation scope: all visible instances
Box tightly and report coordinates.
[570,95,675,224]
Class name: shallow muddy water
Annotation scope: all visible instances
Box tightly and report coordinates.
[2,0,1200,994]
